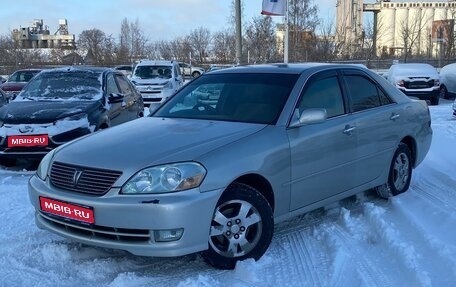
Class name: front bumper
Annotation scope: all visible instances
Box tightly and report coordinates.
[28,175,223,257]
[399,88,439,100]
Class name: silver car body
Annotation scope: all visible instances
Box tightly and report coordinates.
[28,64,432,259]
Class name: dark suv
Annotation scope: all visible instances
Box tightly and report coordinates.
[0,66,144,163]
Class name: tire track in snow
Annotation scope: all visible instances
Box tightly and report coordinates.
[322,221,394,287]
[364,200,456,287]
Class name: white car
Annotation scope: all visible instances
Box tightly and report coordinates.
[130,60,184,106]
[438,63,456,100]
[387,63,440,105]
[179,62,205,78]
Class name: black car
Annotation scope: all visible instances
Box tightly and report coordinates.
[0,66,144,163]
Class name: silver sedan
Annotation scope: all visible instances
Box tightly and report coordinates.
[28,63,432,269]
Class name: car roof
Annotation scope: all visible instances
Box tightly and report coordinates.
[136,60,176,66]
[38,66,114,74]
[206,63,366,75]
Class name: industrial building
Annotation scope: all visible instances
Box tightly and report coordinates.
[12,19,76,49]
[337,0,456,58]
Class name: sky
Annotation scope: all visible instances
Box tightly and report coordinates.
[0,0,336,42]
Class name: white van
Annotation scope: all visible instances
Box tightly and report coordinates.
[130,60,184,106]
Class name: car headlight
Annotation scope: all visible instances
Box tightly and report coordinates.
[36,148,56,180]
[163,81,173,89]
[121,162,206,194]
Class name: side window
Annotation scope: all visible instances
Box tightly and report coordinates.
[115,74,132,94]
[379,88,392,105]
[106,74,120,94]
[298,76,345,118]
[345,75,382,112]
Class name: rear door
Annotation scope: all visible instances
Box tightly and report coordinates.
[341,69,402,186]
[287,70,358,210]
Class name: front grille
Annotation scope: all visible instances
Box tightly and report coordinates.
[39,212,150,242]
[50,161,122,195]
[404,80,434,89]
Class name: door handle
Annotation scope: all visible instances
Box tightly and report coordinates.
[343,125,356,135]
[390,113,400,121]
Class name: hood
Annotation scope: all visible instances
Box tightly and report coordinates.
[53,117,266,178]
[0,82,26,92]
[0,100,100,124]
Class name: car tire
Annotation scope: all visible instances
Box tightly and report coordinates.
[376,143,412,199]
[192,71,201,78]
[440,85,449,99]
[201,182,273,269]
[430,97,439,105]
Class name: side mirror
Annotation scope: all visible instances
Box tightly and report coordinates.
[289,108,327,128]
[108,93,125,103]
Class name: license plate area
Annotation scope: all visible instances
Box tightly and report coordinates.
[8,135,49,147]
[39,196,94,225]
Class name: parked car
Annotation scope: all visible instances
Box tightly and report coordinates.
[28,64,432,270]
[178,62,205,78]
[130,60,184,106]
[0,66,144,164]
[0,68,42,101]
[438,63,456,99]
[0,88,7,107]
[387,63,440,105]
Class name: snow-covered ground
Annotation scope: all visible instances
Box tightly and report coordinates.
[1,100,455,287]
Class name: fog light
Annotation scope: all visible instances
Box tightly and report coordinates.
[154,228,184,242]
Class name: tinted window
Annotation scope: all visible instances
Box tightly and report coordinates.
[155,73,299,124]
[298,76,345,118]
[345,75,382,112]
[115,74,132,94]
[106,74,120,94]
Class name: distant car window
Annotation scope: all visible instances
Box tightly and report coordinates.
[298,76,345,118]
[345,75,382,112]
[134,65,172,79]
[116,74,133,94]
[106,74,120,94]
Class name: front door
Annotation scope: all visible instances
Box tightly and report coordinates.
[287,71,358,210]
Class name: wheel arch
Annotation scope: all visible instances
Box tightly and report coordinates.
[227,173,275,212]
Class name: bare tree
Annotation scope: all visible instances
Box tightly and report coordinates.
[189,27,211,63]
[78,29,107,65]
[287,0,320,62]
[212,30,236,63]
[398,9,430,62]
[245,16,278,63]
[117,18,148,63]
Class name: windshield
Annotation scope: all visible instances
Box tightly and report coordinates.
[154,73,299,124]
[8,70,40,83]
[18,70,102,100]
[133,65,173,79]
